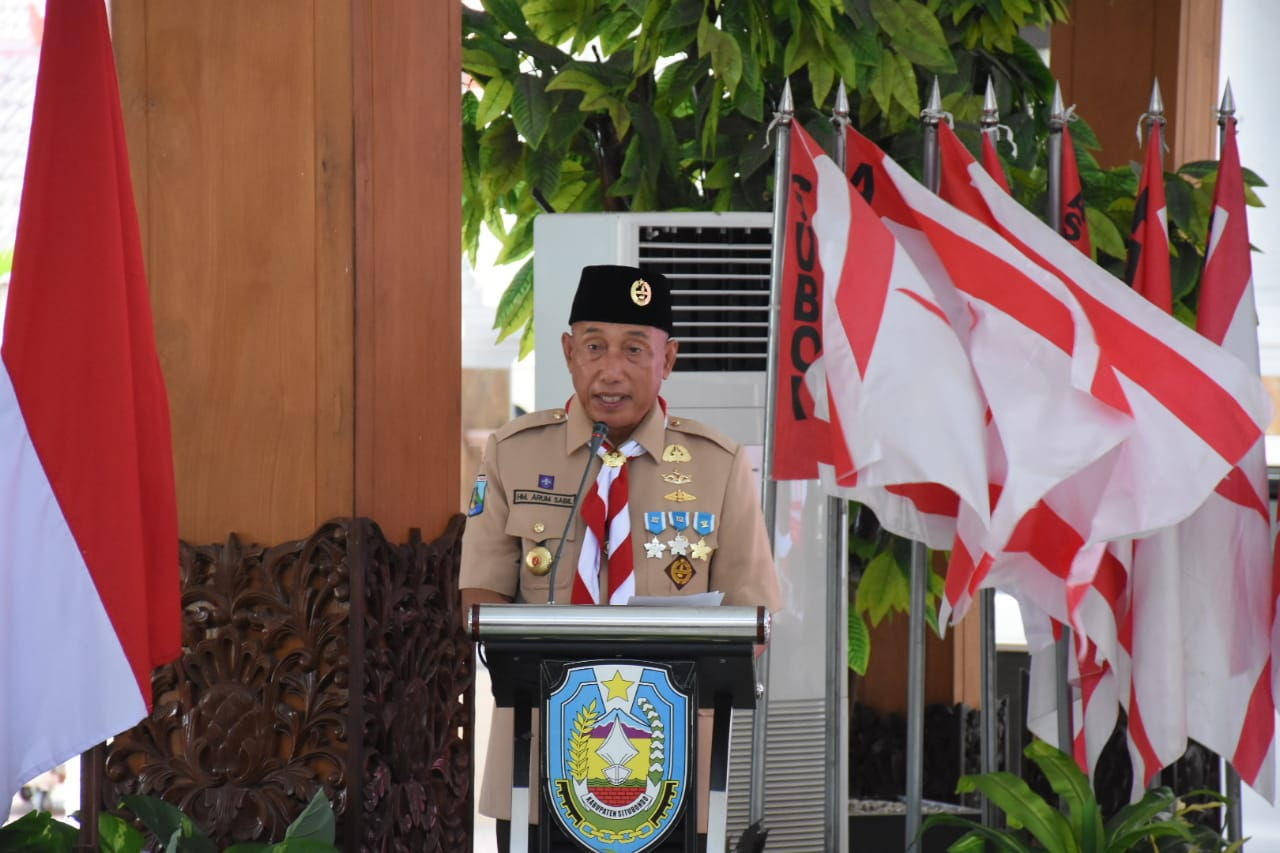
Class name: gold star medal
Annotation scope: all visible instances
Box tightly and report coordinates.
[691,538,714,561]
[525,546,552,576]
[662,444,691,463]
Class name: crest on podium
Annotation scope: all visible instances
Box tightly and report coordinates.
[545,662,692,852]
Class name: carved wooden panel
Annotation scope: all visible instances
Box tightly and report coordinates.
[102,516,472,850]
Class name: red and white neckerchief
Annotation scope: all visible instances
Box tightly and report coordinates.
[568,398,667,605]
[573,438,645,604]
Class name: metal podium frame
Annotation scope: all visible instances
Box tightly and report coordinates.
[468,604,771,853]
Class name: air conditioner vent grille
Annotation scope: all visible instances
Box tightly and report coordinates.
[635,223,773,373]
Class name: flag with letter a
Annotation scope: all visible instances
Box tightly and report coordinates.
[0,0,181,820]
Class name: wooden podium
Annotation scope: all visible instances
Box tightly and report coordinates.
[469,604,770,853]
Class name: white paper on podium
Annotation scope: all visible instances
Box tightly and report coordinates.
[626,591,725,607]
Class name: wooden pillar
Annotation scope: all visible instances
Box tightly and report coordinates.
[1051,0,1222,169]
[112,1,461,545]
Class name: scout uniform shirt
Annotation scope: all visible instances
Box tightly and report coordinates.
[460,396,782,823]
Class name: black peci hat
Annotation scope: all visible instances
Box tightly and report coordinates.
[567,264,673,335]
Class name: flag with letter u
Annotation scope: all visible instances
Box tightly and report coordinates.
[0,0,181,820]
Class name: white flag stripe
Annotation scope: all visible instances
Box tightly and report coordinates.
[1,367,144,804]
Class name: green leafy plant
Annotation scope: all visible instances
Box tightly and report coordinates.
[847,502,945,675]
[105,789,338,853]
[921,738,1242,852]
[0,808,80,852]
[462,0,1071,352]
[0,788,338,853]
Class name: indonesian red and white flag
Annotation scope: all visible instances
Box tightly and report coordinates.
[0,0,181,820]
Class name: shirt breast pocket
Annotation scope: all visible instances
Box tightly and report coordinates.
[504,505,577,601]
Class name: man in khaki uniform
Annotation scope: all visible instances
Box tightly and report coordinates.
[461,264,782,851]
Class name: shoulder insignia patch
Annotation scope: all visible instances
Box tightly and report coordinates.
[467,475,487,516]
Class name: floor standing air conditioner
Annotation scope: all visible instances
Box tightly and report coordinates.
[534,211,846,852]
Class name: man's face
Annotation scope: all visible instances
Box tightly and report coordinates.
[561,321,678,444]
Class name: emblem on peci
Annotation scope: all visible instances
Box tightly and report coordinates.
[630,278,652,306]
[546,663,691,853]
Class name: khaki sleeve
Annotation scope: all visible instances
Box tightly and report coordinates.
[460,431,522,598]
[708,444,782,613]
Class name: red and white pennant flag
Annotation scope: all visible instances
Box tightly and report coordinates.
[935,118,1275,799]
[1,0,181,819]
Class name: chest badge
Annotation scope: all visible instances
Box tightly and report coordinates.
[690,539,713,562]
[603,450,627,468]
[644,536,667,559]
[663,489,696,503]
[668,534,690,557]
[661,444,691,463]
[662,470,691,485]
[666,556,696,589]
[526,546,553,576]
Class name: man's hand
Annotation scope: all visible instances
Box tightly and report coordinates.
[461,587,512,613]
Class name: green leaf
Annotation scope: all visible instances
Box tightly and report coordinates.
[888,52,920,116]
[920,814,1036,853]
[848,609,871,674]
[120,795,189,847]
[462,47,504,80]
[782,19,818,78]
[808,58,835,110]
[545,67,612,107]
[697,16,744,97]
[856,550,909,626]
[99,812,146,853]
[511,74,552,148]
[956,770,1074,852]
[0,810,78,853]
[597,7,642,55]
[659,0,702,31]
[1023,739,1103,851]
[494,258,534,342]
[869,0,956,73]
[1084,206,1126,262]
[283,791,335,844]
[482,0,536,38]
[223,845,272,853]
[476,75,514,128]
[478,119,525,204]
[519,316,536,359]
[524,0,583,45]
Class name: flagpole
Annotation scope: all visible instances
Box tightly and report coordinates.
[1215,80,1245,847]
[906,77,948,850]
[826,80,852,853]
[977,79,1003,829]
[1045,82,1076,759]
[757,77,794,831]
